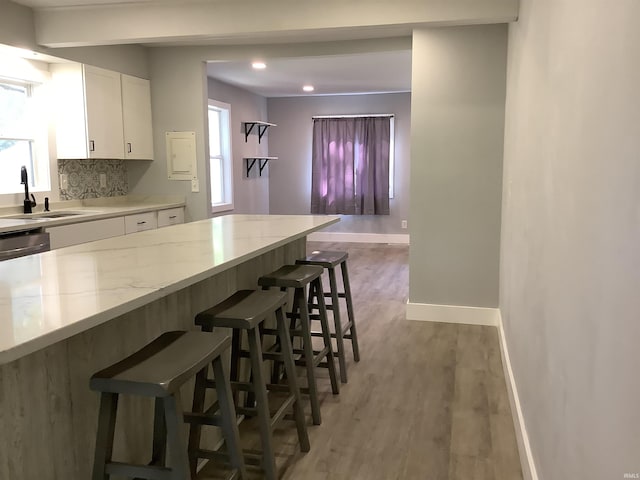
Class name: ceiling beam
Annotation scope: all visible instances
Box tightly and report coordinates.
[33,0,518,47]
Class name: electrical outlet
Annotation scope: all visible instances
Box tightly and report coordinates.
[99,173,107,189]
[60,174,68,190]
[191,177,200,192]
[401,220,408,229]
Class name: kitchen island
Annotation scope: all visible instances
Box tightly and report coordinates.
[0,214,337,479]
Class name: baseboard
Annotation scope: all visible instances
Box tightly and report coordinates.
[405,301,500,326]
[307,231,410,244]
[497,311,539,480]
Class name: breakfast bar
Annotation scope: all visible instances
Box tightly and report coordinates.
[0,214,337,479]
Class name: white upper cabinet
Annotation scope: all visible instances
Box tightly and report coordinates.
[121,74,154,160]
[52,63,125,159]
[51,64,154,160]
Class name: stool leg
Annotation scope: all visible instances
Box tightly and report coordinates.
[212,355,248,480]
[247,326,278,480]
[92,392,118,480]
[163,393,191,480]
[327,266,348,383]
[245,322,267,410]
[187,365,208,476]
[152,397,167,467]
[341,261,360,362]
[230,328,242,407]
[296,286,322,425]
[313,279,340,395]
[276,305,310,452]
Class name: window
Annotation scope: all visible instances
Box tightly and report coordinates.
[0,78,49,195]
[311,115,393,215]
[207,100,233,213]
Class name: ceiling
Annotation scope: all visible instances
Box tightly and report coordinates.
[9,0,414,97]
[7,0,521,98]
[206,51,412,98]
[12,0,424,97]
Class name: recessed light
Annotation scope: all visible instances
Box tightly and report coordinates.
[252,62,266,70]
[302,85,315,92]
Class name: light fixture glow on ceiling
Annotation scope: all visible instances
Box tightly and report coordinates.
[302,85,315,92]
[252,62,266,70]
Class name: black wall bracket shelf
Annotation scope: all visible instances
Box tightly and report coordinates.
[244,157,278,177]
[243,121,276,144]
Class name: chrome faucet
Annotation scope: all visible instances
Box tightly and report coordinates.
[20,166,36,214]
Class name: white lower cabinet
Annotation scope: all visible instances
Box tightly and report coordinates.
[46,207,186,248]
[47,217,125,249]
[157,208,185,228]
[124,212,158,234]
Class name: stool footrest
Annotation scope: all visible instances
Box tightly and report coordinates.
[308,304,336,312]
[183,408,223,427]
[270,395,296,428]
[266,383,290,393]
[293,346,330,368]
[105,461,172,480]
[191,449,250,479]
[309,325,353,338]
[207,378,258,394]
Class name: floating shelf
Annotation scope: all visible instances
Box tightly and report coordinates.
[243,121,276,144]
[244,156,278,177]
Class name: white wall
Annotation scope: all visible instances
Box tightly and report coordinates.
[409,25,507,309]
[207,76,269,215]
[267,93,411,234]
[501,0,640,478]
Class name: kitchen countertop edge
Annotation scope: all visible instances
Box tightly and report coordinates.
[0,197,186,234]
[0,214,339,365]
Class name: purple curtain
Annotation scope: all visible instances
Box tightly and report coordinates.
[311,116,390,215]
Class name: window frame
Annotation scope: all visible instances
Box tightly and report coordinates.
[0,77,51,196]
[310,114,394,216]
[207,99,234,214]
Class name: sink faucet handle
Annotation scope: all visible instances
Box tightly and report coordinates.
[30,194,36,207]
[44,197,50,212]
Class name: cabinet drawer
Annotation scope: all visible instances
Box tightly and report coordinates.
[157,208,184,228]
[124,212,157,234]
[47,217,125,249]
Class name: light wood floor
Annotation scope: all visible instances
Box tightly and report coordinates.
[200,242,523,480]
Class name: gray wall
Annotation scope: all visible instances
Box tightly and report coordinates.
[128,52,270,221]
[126,49,208,221]
[126,39,411,222]
[267,93,411,234]
[207,77,269,215]
[409,25,507,308]
[0,0,36,49]
[501,0,640,478]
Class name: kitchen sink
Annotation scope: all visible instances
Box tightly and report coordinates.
[38,212,85,218]
[6,211,98,220]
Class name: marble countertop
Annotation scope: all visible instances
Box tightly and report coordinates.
[0,214,338,364]
[0,195,186,234]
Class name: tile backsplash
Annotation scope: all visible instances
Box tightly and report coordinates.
[58,159,128,200]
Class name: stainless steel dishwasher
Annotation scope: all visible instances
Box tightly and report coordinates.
[0,229,51,261]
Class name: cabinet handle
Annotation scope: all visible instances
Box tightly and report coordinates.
[137,221,147,225]
[169,215,177,219]
[89,140,95,152]
[127,142,132,153]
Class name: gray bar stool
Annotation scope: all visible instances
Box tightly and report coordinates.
[195,289,310,480]
[297,250,360,383]
[90,330,246,480]
[258,264,340,426]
